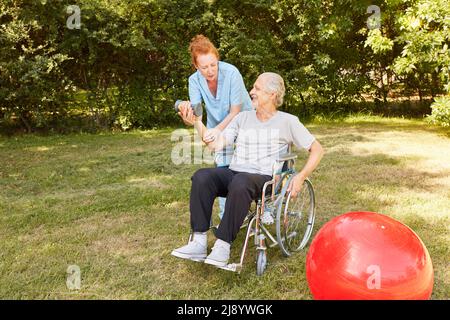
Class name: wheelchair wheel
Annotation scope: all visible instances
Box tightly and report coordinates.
[276,177,315,257]
[256,250,267,276]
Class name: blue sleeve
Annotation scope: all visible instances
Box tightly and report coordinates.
[230,70,246,109]
[188,76,202,105]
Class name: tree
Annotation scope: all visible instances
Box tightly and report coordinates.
[0,0,73,132]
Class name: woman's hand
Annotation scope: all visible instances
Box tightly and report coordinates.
[203,127,221,143]
[177,101,196,126]
[287,174,306,198]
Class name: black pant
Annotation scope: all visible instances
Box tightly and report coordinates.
[190,167,272,244]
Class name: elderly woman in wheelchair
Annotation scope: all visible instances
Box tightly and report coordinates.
[172,72,324,275]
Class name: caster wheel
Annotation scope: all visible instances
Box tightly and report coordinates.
[256,250,267,276]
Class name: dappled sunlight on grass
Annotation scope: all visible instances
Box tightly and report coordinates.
[126,176,168,189]
[354,186,449,220]
[163,201,186,209]
[309,114,426,126]
[24,146,54,152]
[343,115,423,125]
[348,131,449,160]
[0,116,448,299]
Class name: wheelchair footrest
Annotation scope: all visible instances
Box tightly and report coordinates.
[217,263,242,273]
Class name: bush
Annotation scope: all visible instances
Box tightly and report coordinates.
[1,0,449,134]
[427,96,450,127]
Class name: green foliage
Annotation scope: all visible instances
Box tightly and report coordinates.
[392,0,450,98]
[0,1,75,132]
[365,29,394,54]
[427,96,450,127]
[214,0,373,114]
[1,0,449,133]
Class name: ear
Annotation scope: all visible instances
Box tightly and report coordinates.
[270,92,277,104]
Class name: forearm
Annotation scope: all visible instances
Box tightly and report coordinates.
[193,116,206,139]
[297,141,324,179]
[194,118,227,151]
[215,105,240,131]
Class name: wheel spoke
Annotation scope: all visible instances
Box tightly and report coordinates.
[276,178,315,256]
[284,181,313,251]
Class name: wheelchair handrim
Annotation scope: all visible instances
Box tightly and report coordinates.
[275,177,315,256]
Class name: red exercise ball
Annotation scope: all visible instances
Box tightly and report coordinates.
[306,211,434,300]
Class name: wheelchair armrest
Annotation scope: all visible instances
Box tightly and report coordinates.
[272,153,297,177]
[276,153,297,162]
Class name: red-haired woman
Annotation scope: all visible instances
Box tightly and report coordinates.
[178,35,252,220]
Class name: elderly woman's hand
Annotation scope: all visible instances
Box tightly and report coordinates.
[203,127,221,143]
[286,174,306,198]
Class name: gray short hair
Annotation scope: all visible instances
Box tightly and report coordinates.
[261,72,285,107]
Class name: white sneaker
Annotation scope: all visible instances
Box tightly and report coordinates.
[261,205,274,225]
[171,233,207,262]
[204,239,230,268]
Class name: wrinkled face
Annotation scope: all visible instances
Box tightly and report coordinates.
[195,53,219,82]
[249,75,275,109]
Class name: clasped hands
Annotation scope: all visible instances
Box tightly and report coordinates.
[177,101,221,143]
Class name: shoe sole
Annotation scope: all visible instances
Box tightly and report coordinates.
[171,250,206,262]
[204,258,228,268]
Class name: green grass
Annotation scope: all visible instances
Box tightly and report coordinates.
[0,116,449,299]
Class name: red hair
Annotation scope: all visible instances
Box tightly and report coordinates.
[188,35,220,67]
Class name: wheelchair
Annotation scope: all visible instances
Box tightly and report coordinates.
[209,151,316,276]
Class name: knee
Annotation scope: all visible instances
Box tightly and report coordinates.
[228,174,252,195]
[191,168,212,186]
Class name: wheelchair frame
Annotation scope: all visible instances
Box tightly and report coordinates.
[215,152,316,275]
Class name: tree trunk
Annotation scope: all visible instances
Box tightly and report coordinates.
[19,112,32,133]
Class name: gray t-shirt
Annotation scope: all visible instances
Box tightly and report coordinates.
[221,110,316,176]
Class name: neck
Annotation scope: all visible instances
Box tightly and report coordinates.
[256,104,277,121]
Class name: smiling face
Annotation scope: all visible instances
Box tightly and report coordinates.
[249,75,276,109]
[195,53,219,82]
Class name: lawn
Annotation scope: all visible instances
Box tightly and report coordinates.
[0,115,449,299]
